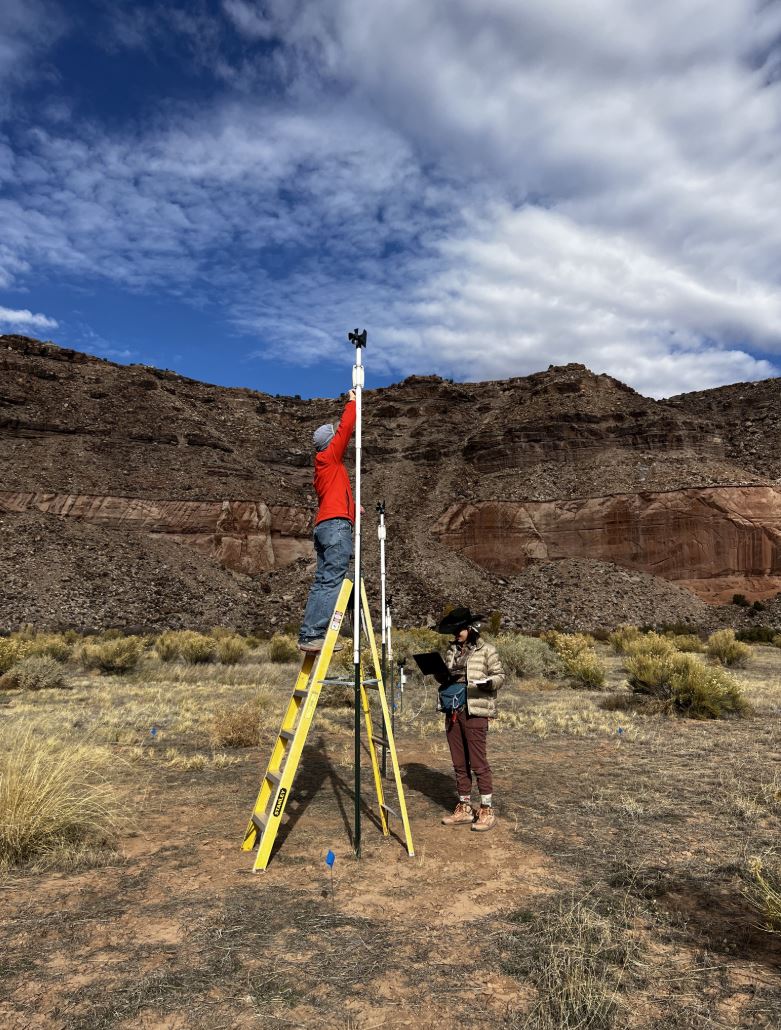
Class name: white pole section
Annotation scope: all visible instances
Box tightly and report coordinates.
[352,346,364,667]
[378,509,387,645]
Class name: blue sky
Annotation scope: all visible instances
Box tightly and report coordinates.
[1,0,781,398]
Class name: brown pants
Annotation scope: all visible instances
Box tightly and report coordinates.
[445,709,493,796]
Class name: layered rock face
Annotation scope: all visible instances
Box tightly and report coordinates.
[0,492,313,575]
[2,333,780,630]
[433,487,781,603]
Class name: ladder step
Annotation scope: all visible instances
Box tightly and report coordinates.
[251,812,267,831]
[318,677,381,688]
[279,729,295,742]
[293,689,308,699]
[380,802,399,820]
[371,735,390,749]
[266,769,282,786]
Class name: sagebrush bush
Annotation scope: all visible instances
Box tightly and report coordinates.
[0,655,65,691]
[267,633,299,664]
[608,624,641,654]
[666,633,705,653]
[79,637,143,674]
[215,635,249,665]
[0,638,33,674]
[208,696,266,748]
[744,856,781,933]
[491,633,566,680]
[622,631,678,660]
[177,631,216,664]
[625,651,749,719]
[706,628,751,667]
[154,631,181,662]
[25,633,74,663]
[543,632,606,689]
[392,626,443,657]
[0,731,122,866]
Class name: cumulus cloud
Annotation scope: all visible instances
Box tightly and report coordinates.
[0,305,58,330]
[1,0,780,396]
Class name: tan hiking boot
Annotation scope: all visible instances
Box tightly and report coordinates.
[471,805,496,832]
[297,639,343,653]
[441,801,476,826]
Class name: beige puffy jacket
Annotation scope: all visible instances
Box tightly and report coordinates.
[444,638,505,718]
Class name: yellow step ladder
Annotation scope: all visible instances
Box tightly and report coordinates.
[242,577,414,872]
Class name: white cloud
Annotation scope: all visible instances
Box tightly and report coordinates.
[0,305,58,330]
[0,0,780,396]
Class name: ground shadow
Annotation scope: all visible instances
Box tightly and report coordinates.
[403,761,455,811]
[271,734,387,860]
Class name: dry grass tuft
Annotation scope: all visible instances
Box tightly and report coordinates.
[743,855,781,933]
[0,655,66,692]
[706,628,751,667]
[215,634,249,665]
[0,637,33,674]
[0,730,123,867]
[607,624,641,654]
[207,695,268,748]
[78,637,144,674]
[502,893,635,1030]
[178,631,216,664]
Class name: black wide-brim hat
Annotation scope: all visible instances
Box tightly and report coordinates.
[436,606,485,635]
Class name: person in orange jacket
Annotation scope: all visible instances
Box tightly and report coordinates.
[297,390,357,652]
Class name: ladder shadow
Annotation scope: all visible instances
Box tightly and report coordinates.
[271,734,386,859]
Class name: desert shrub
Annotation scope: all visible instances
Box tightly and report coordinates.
[492,634,566,680]
[622,631,678,660]
[608,624,641,654]
[0,638,33,674]
[209,626,235,639]
[25,633,74,663]
[319,684,355,708]
[393,626,443,657]
[154,631,181,662]
[177,631,216,664]
[753,600,767,612]
[486,611,502,635]
[0,731,122,866]
[99,628,125,640]
[733,593,749,607]
[706,628,751,667]
[208,696,266,748]
[245,635,262,650]
[744,856,781,933]
[0,655,65,692]
[774,635,781,649]
[737,625,778,643]
[215,635,249,665]
[79,637,143,674]
[625,651,749,719]
[267,633,299,664]
[666,633,705,653]
[544,632,606,689]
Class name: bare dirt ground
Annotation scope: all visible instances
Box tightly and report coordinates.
[1,645,780,1028]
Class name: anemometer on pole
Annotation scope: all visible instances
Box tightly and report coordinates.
[348,328,366,856]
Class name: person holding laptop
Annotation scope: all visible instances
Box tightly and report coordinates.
[436,606,505,832]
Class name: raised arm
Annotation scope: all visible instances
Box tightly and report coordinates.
[327,398,356,463]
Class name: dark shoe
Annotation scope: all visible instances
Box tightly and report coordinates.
[441,801,476,826]
[298,638,343,653]
[471,805,496,832]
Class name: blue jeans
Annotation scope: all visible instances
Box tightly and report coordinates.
[298,518,353,643]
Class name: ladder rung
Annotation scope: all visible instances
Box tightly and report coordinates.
[266,770,282,786]
[280,729,295,742]
[318,677,381,687]
[251,812,267,831]
[293,689,308,699]
[380,802,398,820]
[371,735,390,749]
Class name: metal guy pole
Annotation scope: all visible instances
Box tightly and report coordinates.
[348,327,366,858]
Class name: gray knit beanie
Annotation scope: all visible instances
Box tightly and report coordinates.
[313,423,335,451]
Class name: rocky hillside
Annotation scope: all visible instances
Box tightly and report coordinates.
[1,333,780,632]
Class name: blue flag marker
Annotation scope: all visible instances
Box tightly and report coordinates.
[326,850,335,868]
[150,726,158,738]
